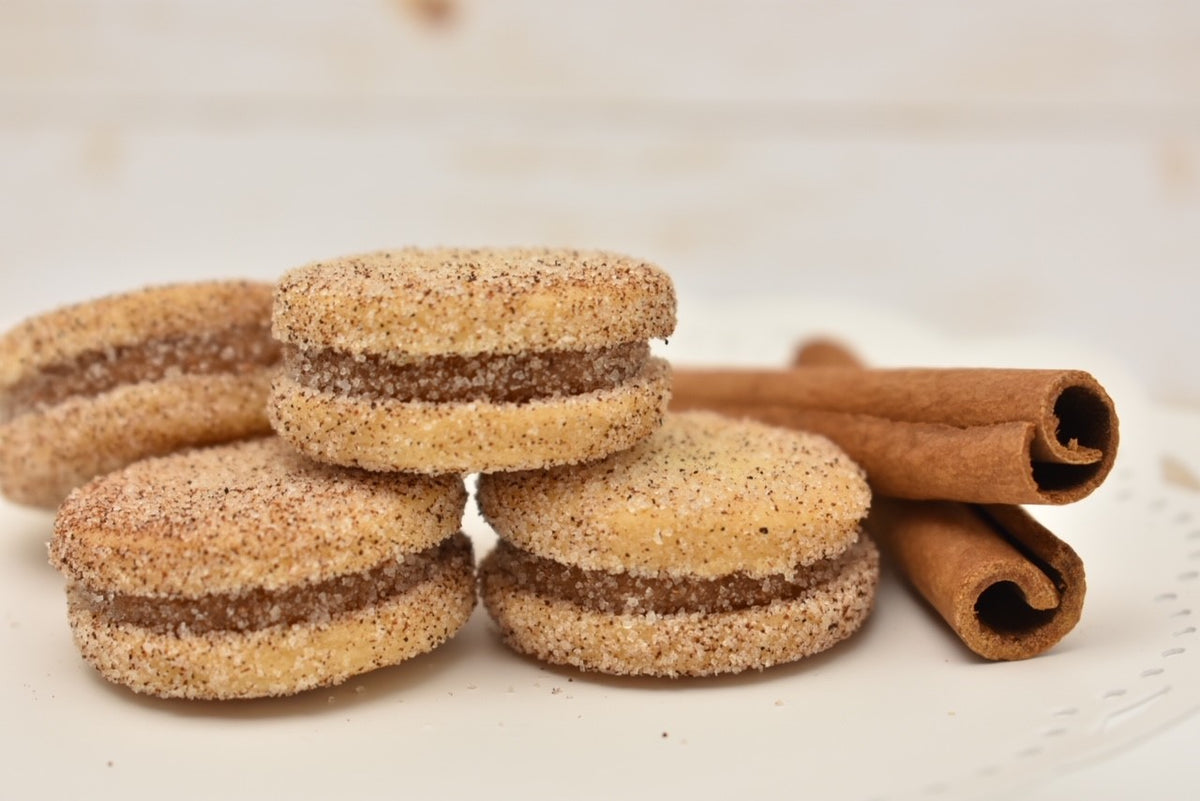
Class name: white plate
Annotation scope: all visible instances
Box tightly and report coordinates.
[2,298,1197,801]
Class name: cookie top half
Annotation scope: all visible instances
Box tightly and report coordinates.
[477,411,871,580]
[50,437,466,598]
[273,247,676,356]
[0,280,274,391]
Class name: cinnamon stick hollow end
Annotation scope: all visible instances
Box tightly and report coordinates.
[867,499,1086,661]
[737,339,1121,506]
[791,342,1121,504]
[1028,369,1119,504]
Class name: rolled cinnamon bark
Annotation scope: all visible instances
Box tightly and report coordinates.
[867,498,1085,660]
[671,356,1118,505]
[787,339,1087,660]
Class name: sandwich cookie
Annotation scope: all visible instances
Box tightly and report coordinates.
[49,437,475,699]
[478,411,879,677]
[269,247,676,474]
[0,281,279,509]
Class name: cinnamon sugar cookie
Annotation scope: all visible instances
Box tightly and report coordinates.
[478,411,879,677]
[0,281,279,509]
[268,247,676,474]
[49,437,475,699]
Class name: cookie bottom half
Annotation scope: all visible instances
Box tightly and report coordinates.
[66,546,477,700]
[479,537,880,677]
[268,358,671,474]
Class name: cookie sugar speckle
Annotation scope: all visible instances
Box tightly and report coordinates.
[478,411,879,677]
[269,247,677,474]
[50,437,475,700]
[0,280,279,508]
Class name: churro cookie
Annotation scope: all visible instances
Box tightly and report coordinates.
[478,411,879,677]
[269,247,676,474]
[49,437,475,699]
[0,281,279,509]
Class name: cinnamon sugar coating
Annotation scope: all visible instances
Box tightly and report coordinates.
[51,437,476,699]
[269,247,676,473]
[0,281,274,388]
[51,437,467,597]
[0,280,279,509]
[273,247,676,357]
[85,534,471,635]
[1,372,275,509]
[482,537,870,615]
[478,411,871,580]
[2,325,278,422]
[480,537,879,677]
[477,411,877,676]
[270,357,672,475]
[67,545,476,699]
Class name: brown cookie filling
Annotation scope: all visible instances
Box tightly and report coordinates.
[481,538,870,616]
[74,533,472,636]
[285,341,649,404]
[1,324,280,423]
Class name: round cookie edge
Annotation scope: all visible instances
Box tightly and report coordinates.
[1,370,275,510]
[477,410,873,579]
[272,247,676,356]
[478,537,880,677]
[0,280,276,388]
[65,546,477,700]
[268,357,672,474]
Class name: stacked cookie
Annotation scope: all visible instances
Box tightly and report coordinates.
[477,411,879,677]
[0,281,279,508]
[268,247,675,474]
[3,245,881,697]
[49,439,475,699]
[4,248,679,698]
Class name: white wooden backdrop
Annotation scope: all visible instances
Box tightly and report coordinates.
[2,1,1198,403]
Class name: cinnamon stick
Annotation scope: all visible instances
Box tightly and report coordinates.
[867,498,1085,660]
[773,339,1087,660]
[671,355,1118,505]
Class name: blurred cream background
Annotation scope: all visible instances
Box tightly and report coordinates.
[2,1,1198,402]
